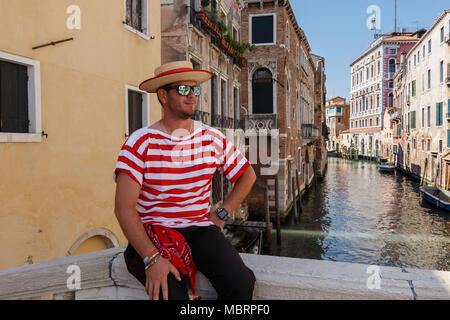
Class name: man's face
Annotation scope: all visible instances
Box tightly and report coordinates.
[158,80,199,120]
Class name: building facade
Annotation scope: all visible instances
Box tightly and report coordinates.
[398,10,450,187]
[240,0,321,218]
[325,96,349,152]
[160,0,250,219]
[0,0,161,269]
[349,30,424,159]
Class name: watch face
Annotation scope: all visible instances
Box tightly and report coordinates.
[217,208,228,220]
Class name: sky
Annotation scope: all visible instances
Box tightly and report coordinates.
[290,0,449,101]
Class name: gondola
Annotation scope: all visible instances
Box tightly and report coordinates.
[379,162,395,173]
[419,185,450,211]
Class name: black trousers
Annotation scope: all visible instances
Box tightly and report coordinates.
[124,225,256,300]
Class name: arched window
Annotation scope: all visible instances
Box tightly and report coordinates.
[252,68,273,114]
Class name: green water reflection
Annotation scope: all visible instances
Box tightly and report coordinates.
[269,157,450,271]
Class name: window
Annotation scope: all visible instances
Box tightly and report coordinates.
[422,107,424,127]
[221,78,227,119]
[369,118,372,127]
[412,80,416,96]
[285,22,290,49]
[126,86,149,136]
[428,39,432,54]
[441,26,445,43]
[436,102,443,126]
[389,59,396,73]
[250,14,275,45]
[211,73,218,120]
[440,61,444,83]
[0,52,42,143]
[427,69,431,89]
[389,48,397,55]
[388,81,394,89]
[286,80,290,128]
[0,61,28,134]
[252,68,273,114]
[423,45,425,58]
[448,130,450,148]
[422,139,425,150]
[410,111,416,129]
[124,0,149,39]
[233,87,239,128]
[427,106,431,127]
[417,50,420,63]
[439,140,443,153]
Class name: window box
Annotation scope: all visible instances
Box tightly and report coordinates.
[196,11,221,37]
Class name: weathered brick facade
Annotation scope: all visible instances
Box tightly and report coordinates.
[241,0,322,218]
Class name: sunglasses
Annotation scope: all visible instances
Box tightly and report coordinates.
[163,85,201,96]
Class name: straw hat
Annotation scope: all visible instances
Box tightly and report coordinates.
[139,61,213,93]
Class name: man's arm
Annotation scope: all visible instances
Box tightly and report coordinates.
[209,165,256,228]
[114,171,181,300]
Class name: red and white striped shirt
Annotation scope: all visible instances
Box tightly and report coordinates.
[113,121,250,228]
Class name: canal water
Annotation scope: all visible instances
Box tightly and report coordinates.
[267,157,450,271]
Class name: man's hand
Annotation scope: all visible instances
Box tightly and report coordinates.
[145,256,181,300]
[209,209,226,230]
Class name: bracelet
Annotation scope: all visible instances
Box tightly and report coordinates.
[143,249,159,265]
[144,254,161,270]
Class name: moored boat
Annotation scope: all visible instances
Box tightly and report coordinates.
[419,186,450,211]
[379,162,395,173]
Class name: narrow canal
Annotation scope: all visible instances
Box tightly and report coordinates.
[267,157,450,271]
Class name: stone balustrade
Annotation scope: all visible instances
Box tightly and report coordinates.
[0,247,449,300]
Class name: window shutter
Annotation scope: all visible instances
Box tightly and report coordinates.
[448,130,450,148]
[0,61,29,133]
[128,90,143,135]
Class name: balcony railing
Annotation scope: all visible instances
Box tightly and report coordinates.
[245,114,277,131]
[302,124,320,139]
[191,110,243,130]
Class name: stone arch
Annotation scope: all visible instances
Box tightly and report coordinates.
[67,228,120,256]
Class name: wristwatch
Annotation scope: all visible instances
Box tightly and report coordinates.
[215,207,229,220]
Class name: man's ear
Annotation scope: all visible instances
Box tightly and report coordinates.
[156,88,167,106]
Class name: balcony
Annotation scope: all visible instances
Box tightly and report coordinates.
[245,114,277,131]
[192,110,243,130]
[302,124,320,146]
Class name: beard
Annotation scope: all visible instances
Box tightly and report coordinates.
[167,101,196,120]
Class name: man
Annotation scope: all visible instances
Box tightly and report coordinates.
[113,61,257,300]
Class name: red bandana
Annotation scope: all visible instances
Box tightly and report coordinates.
[144,224,197,295]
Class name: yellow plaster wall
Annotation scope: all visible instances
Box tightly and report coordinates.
[0,0,161,269]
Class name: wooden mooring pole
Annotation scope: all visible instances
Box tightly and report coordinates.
[275,178,281,246]
[295,169,302,213]
[264,186,272,254]
[292,176,298,223]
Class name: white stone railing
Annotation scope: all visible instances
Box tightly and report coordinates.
[0,247,449,300]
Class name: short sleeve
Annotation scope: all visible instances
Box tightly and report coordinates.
[113,131,148,187]
[220,136,251,183]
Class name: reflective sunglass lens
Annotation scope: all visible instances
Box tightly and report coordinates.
[193,86,201,96]
[178,85,190,96]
